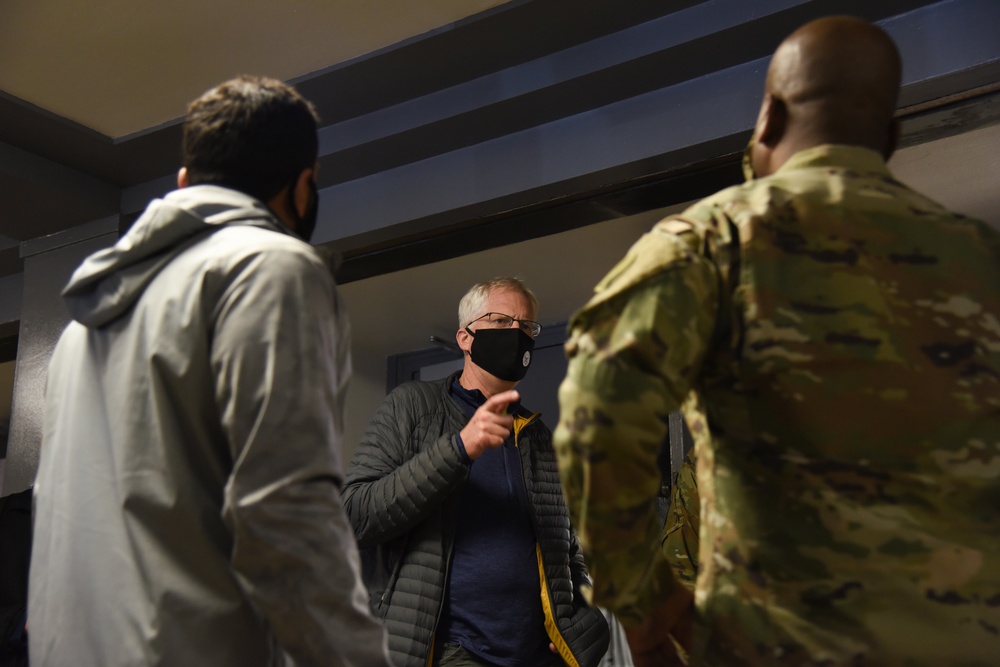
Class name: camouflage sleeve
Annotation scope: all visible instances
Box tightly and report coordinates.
[662,453,700,590]
[553,219,718,625]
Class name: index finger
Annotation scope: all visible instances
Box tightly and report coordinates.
[482,389,520,414]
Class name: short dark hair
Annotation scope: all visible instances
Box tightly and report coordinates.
[182,75,319,202]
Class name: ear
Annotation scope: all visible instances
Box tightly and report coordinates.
[177,167,189,189]
[883,118,901,161]
[292,167,315,218]
[456,327,474,355]
[756,94,787,147]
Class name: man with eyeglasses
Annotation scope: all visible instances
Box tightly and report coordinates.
[344,277,610,667]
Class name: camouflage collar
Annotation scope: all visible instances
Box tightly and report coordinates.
[776,144,891,177]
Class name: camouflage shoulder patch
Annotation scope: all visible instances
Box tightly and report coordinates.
[587,216,705,312]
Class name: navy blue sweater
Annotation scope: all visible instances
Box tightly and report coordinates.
[437,380,552,667]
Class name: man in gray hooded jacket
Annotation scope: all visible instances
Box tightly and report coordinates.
[28,76,391,667]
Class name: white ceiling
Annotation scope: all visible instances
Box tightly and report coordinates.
[1,0,997,460]
[0,0,508,138]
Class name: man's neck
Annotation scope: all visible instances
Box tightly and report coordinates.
[458,362,516,399]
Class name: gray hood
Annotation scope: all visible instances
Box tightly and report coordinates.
[63,185,290,328]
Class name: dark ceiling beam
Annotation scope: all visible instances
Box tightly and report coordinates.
[0,0,694,190]
[292,0,706,124]
[0,0,947,194]
[0,140,120,275]
[313,0,945,188]
[314,57,765,249]
[0,0,994,287]
[332,146,746,284]
[898,85,1000,150]
[324,0,999,282]
[334,87,1000,285]
[893,0,1000,108]
[0,89,184,189]
[314,0,801,186]
[0,141,119,213]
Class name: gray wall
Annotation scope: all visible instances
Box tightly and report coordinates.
[1,217,118,495]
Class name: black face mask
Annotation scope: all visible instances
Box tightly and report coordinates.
[466,327,535,382]
[288,179,319,243]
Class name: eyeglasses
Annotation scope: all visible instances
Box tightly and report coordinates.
[466,312,542,339]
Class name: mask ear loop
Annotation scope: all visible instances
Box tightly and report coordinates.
[741,136,757,181]
[286,186,300,228]
[285,166,318,219]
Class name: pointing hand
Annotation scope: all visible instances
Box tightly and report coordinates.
[460,390,520,460]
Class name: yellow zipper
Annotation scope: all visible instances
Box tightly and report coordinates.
[536,543,581,667]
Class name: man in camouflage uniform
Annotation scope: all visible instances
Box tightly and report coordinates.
[554,15,1000,667]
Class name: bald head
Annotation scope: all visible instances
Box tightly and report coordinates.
[750,16,902,175]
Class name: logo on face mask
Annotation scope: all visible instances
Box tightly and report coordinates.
[466,327,535,382]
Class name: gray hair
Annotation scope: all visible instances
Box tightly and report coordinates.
[458,276,539,329]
